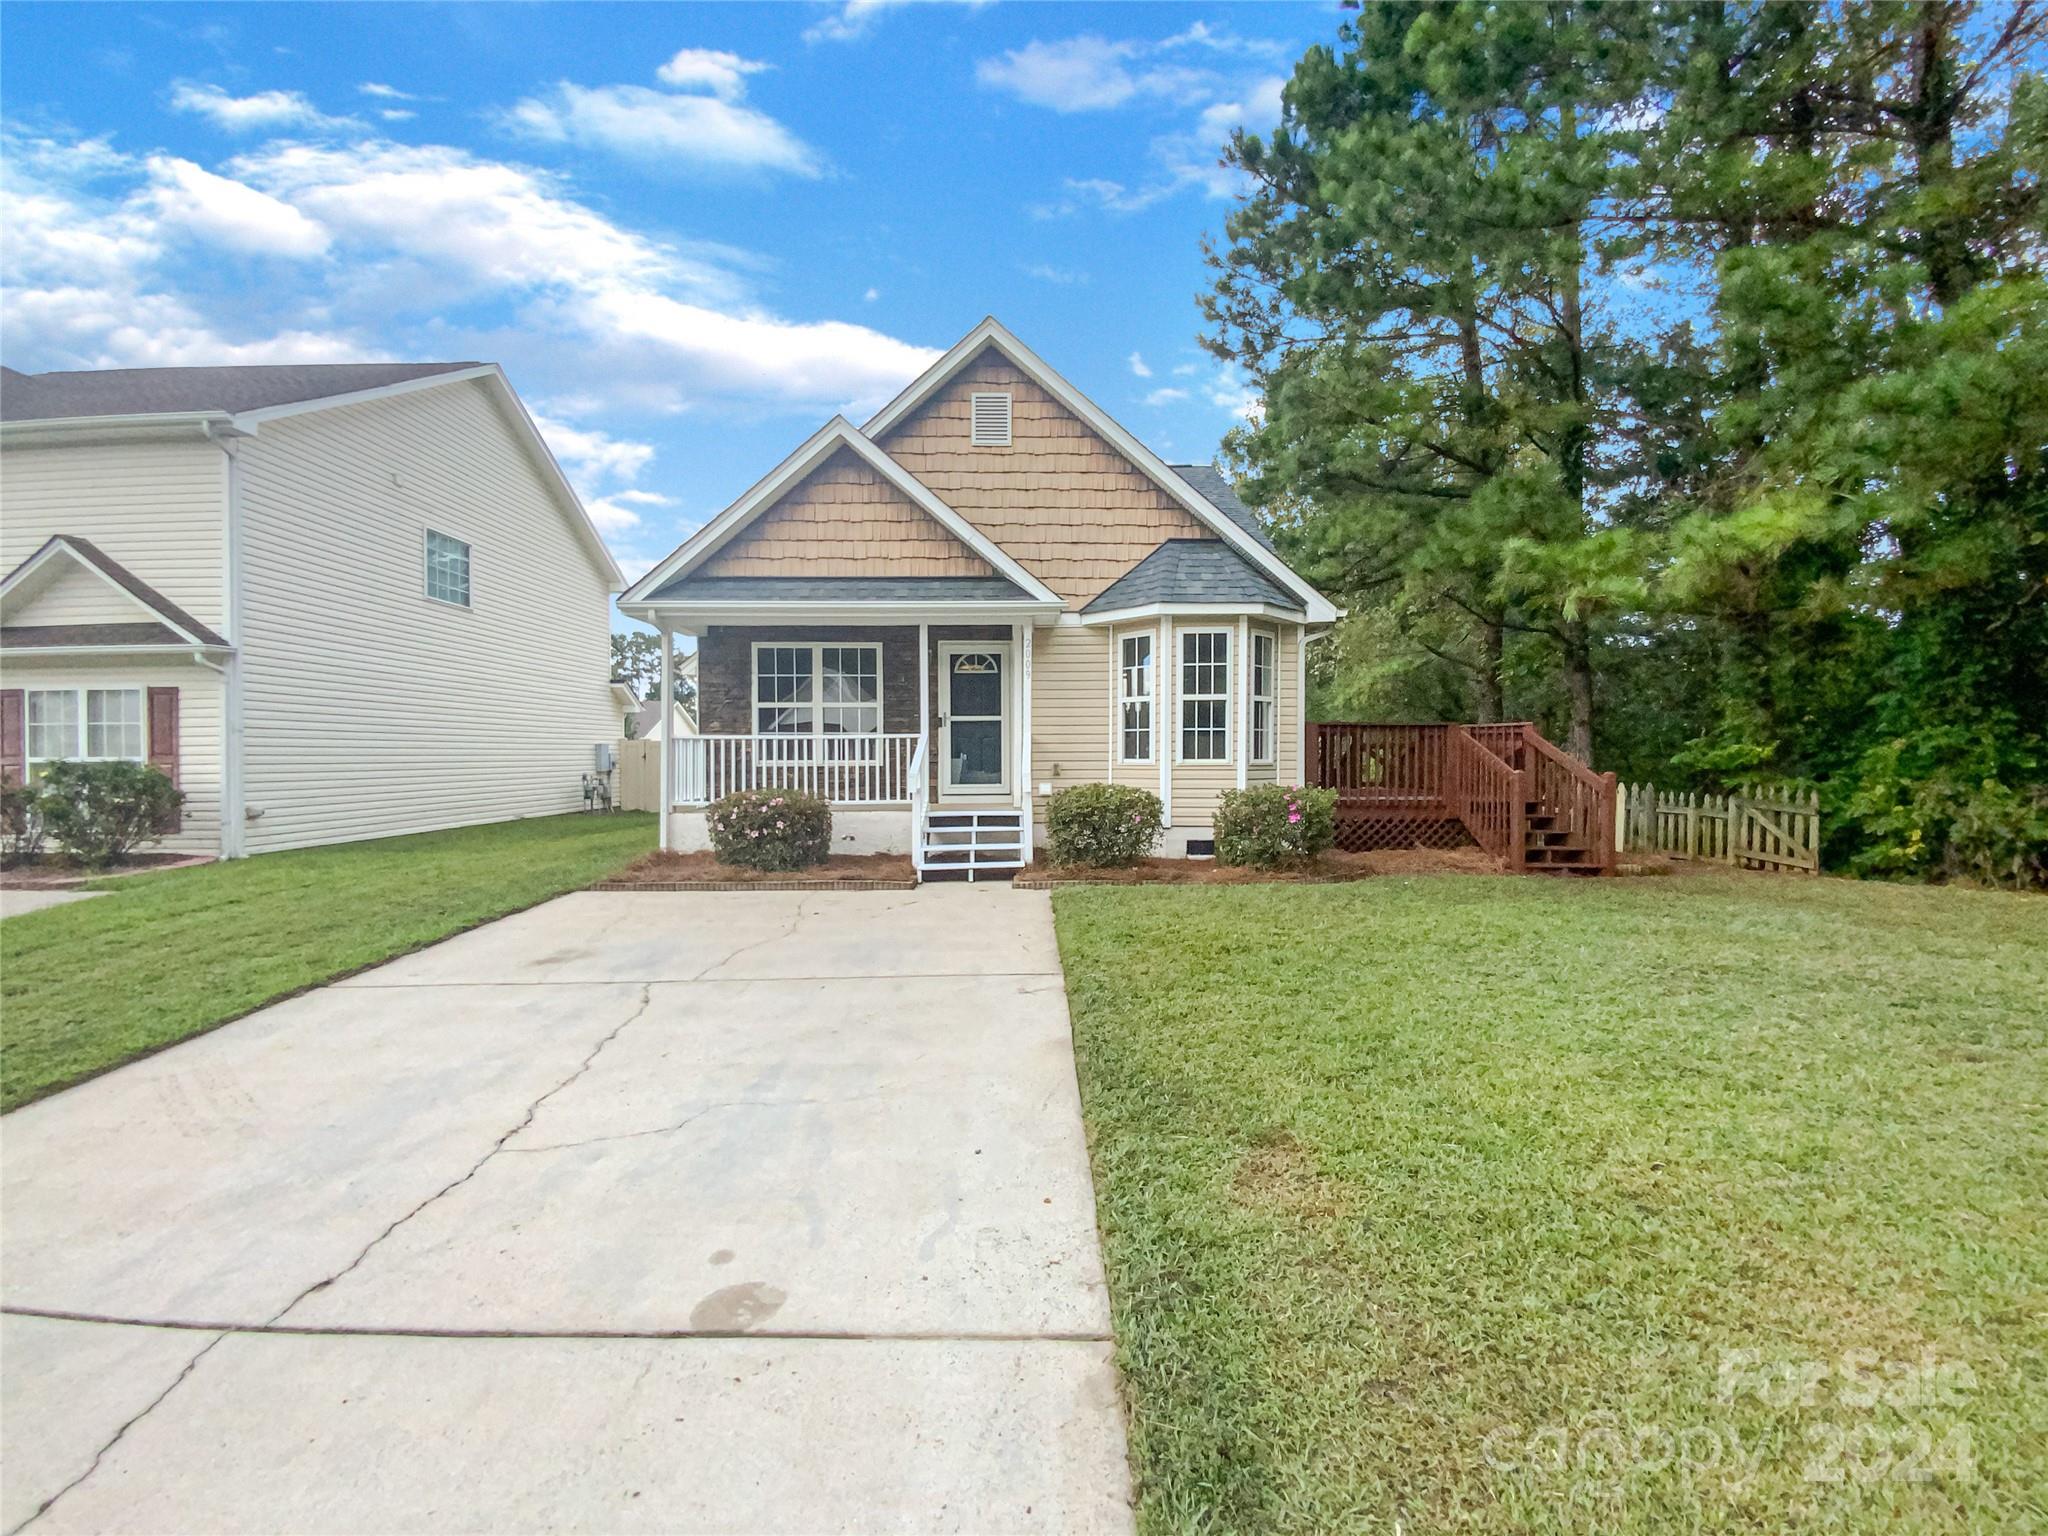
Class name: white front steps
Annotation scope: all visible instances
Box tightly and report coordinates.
[919,808,1025,880]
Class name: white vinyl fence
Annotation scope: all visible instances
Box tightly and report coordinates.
[1617,783,1822,873]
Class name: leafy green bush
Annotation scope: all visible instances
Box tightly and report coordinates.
[1045,783,1162,867]
[2,781,48,866]
[36,761,183,870]
[707,789,831,871]
[1214,784,1338,868]
[1841,734,2048,890]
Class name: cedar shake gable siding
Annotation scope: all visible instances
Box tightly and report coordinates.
[875,352,1214,607]
[696,446,994,580]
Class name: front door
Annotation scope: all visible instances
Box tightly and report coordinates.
[939,643,1009,798]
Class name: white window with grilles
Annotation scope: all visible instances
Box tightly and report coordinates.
[970,392,1012,447]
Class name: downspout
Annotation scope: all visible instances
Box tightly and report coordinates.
[205,422,249,859]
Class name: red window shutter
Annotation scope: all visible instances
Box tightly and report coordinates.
[1,690,23,786]
[148,686,182,833]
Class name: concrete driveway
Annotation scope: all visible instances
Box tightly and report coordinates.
[0,887,1132,1535]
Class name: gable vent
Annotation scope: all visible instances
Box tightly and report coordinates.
[970,392,1013,447]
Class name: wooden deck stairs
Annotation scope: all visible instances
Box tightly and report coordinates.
[1308,722,1618,876]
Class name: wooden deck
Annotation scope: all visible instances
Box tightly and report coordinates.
[1307,722,1618,875]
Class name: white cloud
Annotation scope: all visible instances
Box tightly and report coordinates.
[141,155,330,257]
[1205,369,1262,421]
[1031,175,1174,218]
[1022,261,1087,285]
[358,82,418,101]
[168,82,357,133]
[655,47,770,100]
[1128,351,1152,378]
[1143,386,1188,406]
[3,126,937,420]
[976,35,1204,113]
[501,70,819,177]
[379,109,416,123]
[1171,362,1198,376]
[863,286,880,302]
[804,0,990,45]
[533,411,656,484]
[1157,22,1290,59]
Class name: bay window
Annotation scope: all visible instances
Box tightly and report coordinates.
[1251,630,1276,765]
[1179,629,1231,762]
[1118,633,1153,763]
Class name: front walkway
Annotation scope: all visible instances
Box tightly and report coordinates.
[1,888,1132,1534]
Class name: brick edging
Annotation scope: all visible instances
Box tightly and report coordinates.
[591,879,919,893]
[1014,874,1362,889]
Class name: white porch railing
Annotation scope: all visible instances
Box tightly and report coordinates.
[671,732,922,807]
[907,737,929,874]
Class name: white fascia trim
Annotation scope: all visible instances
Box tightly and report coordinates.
[619,598,1062,634]
[0,413,228,445]
[0,539,221,649]
[234,364,625,592]
[1078,600,1306,627]
[862,317,1337,623]
[0,644,231,659]
[618,417,1060,608]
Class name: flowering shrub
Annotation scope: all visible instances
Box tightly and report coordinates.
[1213,784,1338,868]
[3,781,48,866]
[1044,783,1163,868]
[707,789,831,871]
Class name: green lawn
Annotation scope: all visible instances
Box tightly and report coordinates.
[1054,875,2047,1534]
[0,813,653,1112]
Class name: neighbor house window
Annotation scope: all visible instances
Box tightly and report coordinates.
[425,530,471,607]
[970,392,1013,446]
[1251,630,1276,765]
[1179,629,1231,762]
[25,687,143,778]
[754,643,882,747]
[1118,633,1153,763]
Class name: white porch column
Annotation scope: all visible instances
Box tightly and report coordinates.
[1018,621,1035,861]
[1157,614,1171,828]
[1235,614,1250,790]
[918,621,930,785]
[657,623,674,851]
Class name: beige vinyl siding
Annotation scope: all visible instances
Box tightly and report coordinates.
[878,351,1214,606]
[699,448,991,578]
[0,437,225,628]
[0,655,222,854]
[1029,622,1112,794]
[236,378,616,854]
[8,560,146,626]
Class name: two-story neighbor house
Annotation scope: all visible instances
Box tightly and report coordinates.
[0,363,623,858]
[618,318,1338,873]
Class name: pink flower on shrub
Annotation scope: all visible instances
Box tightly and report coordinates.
[1288,810,1302,823]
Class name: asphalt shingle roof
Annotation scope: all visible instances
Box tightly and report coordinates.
[1168,463,1278,553]
[0,622,191,649]
[0,363,480,422]
[1082,538,1302,615]
[644,574,1033,604]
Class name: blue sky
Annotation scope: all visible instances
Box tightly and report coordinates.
[1,0,1337,588]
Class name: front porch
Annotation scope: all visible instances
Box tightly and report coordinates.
[657,621,1047,878]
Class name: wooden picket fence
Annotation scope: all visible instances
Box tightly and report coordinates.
[1616,783,1822,873]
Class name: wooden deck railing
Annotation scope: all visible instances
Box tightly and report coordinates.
[1308,721,1617,874]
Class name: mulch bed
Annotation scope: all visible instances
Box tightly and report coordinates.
[0,853,212,890]
[595,851,918,892]
[1015,846,1503,887]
